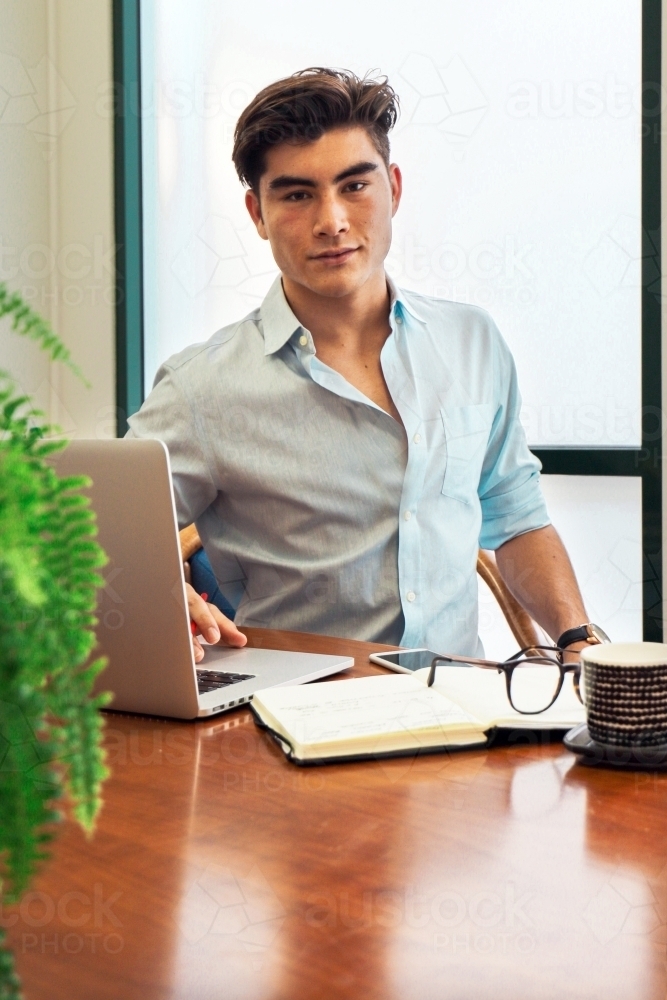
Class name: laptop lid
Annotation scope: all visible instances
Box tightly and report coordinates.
[52,440,354,719]
[53,438,201,719]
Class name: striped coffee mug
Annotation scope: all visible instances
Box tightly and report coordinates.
[581,642,667,748]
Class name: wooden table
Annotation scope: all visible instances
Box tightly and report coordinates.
[8,629,667,1000]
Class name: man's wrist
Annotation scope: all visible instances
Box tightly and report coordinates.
[556,623,610,649]
[563,639,589,652]
[560,638,588,663]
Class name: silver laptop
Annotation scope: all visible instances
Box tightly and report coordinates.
[52,439,353,719]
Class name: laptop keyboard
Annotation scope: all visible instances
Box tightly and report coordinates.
[196,669,256,695]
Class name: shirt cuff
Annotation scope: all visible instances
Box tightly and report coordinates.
[479,476,551,550]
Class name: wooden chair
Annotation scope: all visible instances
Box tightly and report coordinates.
[179,525,543,651]
[476,548,543,650]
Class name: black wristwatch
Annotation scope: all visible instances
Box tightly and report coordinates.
[556,623,610,649]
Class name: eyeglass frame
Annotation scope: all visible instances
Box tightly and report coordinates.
[426,644,583,715]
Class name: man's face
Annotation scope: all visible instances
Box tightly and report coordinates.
[245,126,402,300]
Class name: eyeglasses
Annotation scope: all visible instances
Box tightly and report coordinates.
[427,645,583,715]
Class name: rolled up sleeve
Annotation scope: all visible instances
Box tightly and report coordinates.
[478,328,550,550]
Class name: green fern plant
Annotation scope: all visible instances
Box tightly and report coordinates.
[0,284,110,1000]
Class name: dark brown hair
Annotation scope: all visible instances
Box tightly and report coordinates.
[232,68,399,191]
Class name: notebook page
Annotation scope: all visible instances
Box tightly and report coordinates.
[252,673,486,750]
[416,666,585,729]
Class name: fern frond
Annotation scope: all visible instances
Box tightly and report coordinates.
[0,285,109,998]
[0,929,21,1000]
[0,285,88,386]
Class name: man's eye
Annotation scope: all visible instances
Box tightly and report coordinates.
[284,191,310,201]
[345,182,367,193]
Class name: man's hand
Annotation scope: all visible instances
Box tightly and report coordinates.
[186,582,247,663]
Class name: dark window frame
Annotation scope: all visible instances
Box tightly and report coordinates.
[113,0,144,435]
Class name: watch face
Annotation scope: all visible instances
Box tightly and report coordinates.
[589,624,611,644]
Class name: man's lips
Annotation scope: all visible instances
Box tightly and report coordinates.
[310,247,359,264]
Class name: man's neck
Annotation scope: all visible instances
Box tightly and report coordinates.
[282,270,391,354]
[281,268,403,425]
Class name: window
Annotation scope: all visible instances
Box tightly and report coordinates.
[114,0,661,642]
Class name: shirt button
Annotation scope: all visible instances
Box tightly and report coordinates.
[404,510,412,521]
[299,334,308,346]
[396,315,403,324]
[406,591,416,602]
[413,433,421,444]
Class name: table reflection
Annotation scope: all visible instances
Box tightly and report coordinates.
[11,706,667,1000]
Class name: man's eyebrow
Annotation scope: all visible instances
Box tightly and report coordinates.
[333,161,378,183]
[268,174,317,190]
[267,161,379,191]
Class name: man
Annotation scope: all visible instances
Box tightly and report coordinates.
[128,68,601,664]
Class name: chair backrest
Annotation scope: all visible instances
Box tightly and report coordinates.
[476,549,543,651]
[180,522,202,561]
[179,526,544,651]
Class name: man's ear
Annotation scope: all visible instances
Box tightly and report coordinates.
[389,163,402,218]
[245,188,268,240]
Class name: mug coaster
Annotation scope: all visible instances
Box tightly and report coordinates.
[564,722,667,770]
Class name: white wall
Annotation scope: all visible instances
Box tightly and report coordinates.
[0,0,115,439]
[0,1,51,403]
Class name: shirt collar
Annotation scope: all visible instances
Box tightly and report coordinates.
[259,273,427,356]
[260,276,303,356]
[386,275,427,326]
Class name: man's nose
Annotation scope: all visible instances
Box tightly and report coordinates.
[313,193,350,238]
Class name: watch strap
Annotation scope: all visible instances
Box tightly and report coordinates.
[557,624,606,649]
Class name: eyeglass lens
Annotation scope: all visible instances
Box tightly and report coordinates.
[508,661,564,714]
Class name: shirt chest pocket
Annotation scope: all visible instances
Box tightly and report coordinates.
[441,404,494,505]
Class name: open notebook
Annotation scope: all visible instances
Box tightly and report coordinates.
[250,665,586,765]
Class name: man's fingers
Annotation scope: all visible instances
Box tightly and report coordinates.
[187,584,220,642]
[186,584,246,648]
[207,602,247,648]
[193,635,205,663]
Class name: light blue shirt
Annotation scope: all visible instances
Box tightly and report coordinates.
[128,276,549,655]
